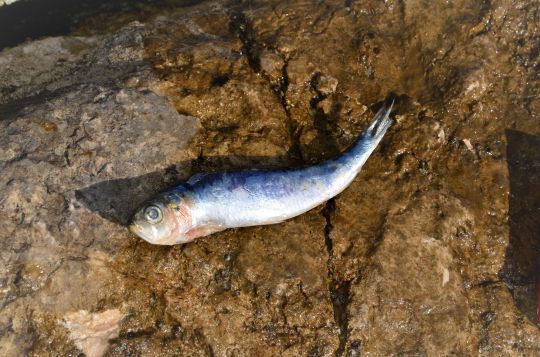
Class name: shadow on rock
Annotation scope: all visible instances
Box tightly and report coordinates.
[0,0,202,49]
[0,88,69,120]
[499,129,540,324]
[75,155,292,226]
[75,167,182,226]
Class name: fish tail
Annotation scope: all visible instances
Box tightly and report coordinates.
[363,100,394,142]
[337,100,393,169]
[313,100,394,197]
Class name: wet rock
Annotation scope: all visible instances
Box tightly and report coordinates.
[347,193,472,354]
[63,309,124,357]
[259,51,284,82]
[0,0,539,355]
[316,75,338,96]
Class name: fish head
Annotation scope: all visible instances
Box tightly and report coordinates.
[129,191,192,245]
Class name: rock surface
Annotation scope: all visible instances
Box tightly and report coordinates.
[1,0,539,355]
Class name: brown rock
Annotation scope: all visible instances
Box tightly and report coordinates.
[0,0,539,355]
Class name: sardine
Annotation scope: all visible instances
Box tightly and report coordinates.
[130,103,393,245]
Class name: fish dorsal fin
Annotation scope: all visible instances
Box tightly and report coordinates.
[187,172,210,186]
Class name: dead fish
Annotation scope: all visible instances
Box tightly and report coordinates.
[130,102,393,245]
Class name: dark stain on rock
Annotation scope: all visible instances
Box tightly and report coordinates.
[211,73,231,87]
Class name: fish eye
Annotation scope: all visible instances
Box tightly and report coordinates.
[144,205,163,224]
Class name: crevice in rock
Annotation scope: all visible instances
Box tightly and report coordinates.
[331,278,351,357]
[4,152,28,166]
[1,256,67,310]
[120,328,156,339]
[275,57,303,163]
[366,214,388,258]
[229,11,261,73]
[478,309,496,351]
[309,72,325,104]
[310,7,336,35]
[308,72,341,159]
[322,199,336,262]
[194,328,215,357]
[322,198,351,356]
[228,10,302,163]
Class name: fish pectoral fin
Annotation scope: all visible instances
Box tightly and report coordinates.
[185,224,226,240]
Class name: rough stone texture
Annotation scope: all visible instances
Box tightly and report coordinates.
[0,0,539,356]
[63,309,124,357]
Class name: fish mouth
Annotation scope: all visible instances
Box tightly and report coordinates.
[128,223,142,238]
[128,223,156,244]
[128,222,178,245]
[129,223,150,242]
